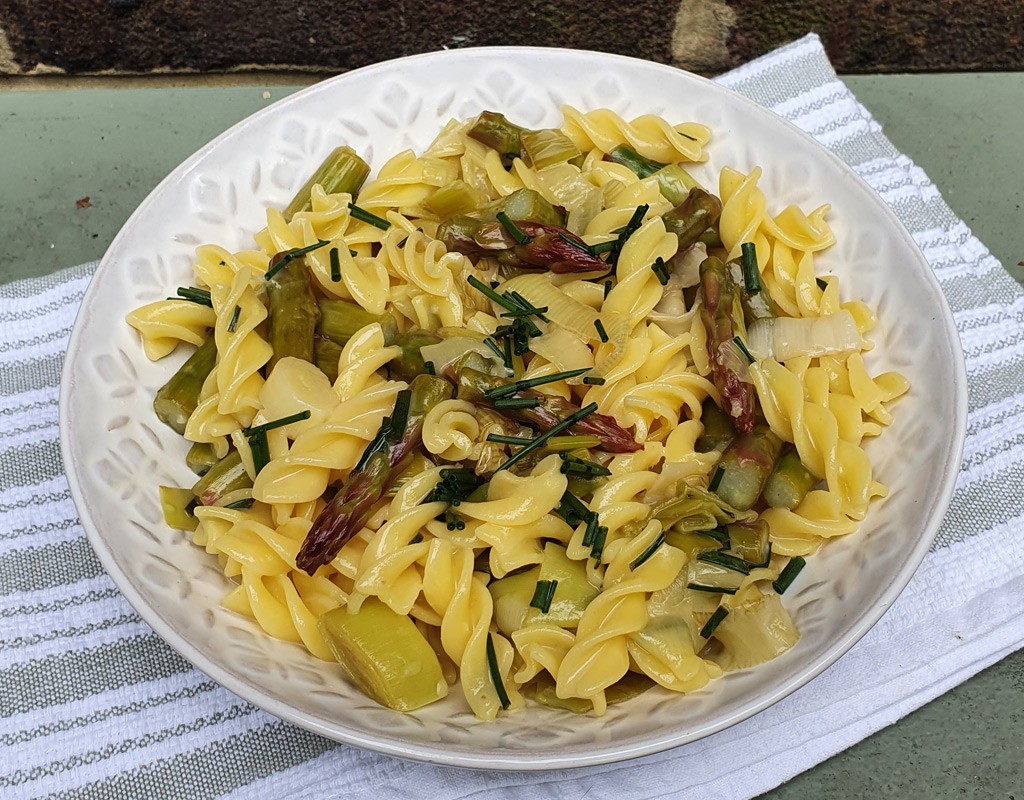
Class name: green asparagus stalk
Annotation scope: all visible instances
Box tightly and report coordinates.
[153,337,217,435]
[318,299,399,347]
[456,367,640,453]
[711,425,783,511]
[191,449,253,506]
[662,188,723,252]
[297,375,454,574]
[390,330,443,381]
[285,146,371,218]
[313,335,344,384]
[700,256,757,433]
[439,216,608,273]
[763,448,818,510]
[606,145,702,205]
[266,257,320,372]
[468,111,526,167]
[186,442,219,476]
[159,486,198,531]
[695,397,738,454]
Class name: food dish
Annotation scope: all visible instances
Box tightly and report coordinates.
[60,48,966,768]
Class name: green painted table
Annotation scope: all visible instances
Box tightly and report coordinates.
[1,74,1022,797]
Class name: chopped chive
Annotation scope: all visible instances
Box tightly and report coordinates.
[741,242,761,293]
[582,376,606,386]
[176,287,212,307]
[559,454,611,477]
[329,247,342,282]
[651,257,670,285]
[445,509,466,531]
[349,249,358,257]
[347,202,390,230]
[490,280,500,288]
[590,525,609,563]
[687,582,738,595]
[486,433,534,446]
[529,579,558,613]
[545,435,601,451]
[557,491,592,527]
[772,556,807,595]
[224,498,255,510]
[591,240,619,255]
[506,290,550,322]
[594,319,609,343]
[614,204,649,261]
[428,468,486,505]
[409,533,424,544]
[558,232,597,257]
[496,402,600,472]
[484,368,590,399]
[264,240,332,280]
[227,305,241,333]
[467,275,519,313]
[629,532,666,571]
[250,430,271,476]
[424,361,436,375]
[704,526,730,545]
[496,212,530,245]
[733,336,756,364]
[486,633,511,710]
[582,514,600,547]
[500,307,549,318]
[816,277,829,290]
[708,466,724,492]
[494,397,541,410]
[698,551,752,574]
[603,279,613,298]
[503,334,514,368]
[700,606,729,639]
[483,337,505,362]
[244,410,312,439]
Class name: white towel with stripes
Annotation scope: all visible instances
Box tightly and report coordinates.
[2,34,1023,800]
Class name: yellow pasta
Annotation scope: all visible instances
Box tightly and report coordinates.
[131,105,908,721]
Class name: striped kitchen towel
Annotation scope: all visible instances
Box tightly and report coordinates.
[2,33,1023,800]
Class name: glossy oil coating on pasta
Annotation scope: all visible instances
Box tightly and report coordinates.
[129,105,908,720]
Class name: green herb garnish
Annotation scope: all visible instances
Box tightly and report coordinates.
[733,336,756,364]
[772,556,807,595]
[594,319,609,343]
[484,368,590,399]
[630,532,667,571]
[529,579,558,613]
[347,202,391,231]
[496,402,600,472]
[494,397,541,410]
[496,211,530,245]
[227,305,241,333]
[330,247,342,282]
[700,606,729,638]
[176,287,212,307]
[264,240,331,280]
[486,633,512,710]
[244,410,312,439]
[741,242,761,293]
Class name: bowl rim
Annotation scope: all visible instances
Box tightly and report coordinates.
[59,45,968,770]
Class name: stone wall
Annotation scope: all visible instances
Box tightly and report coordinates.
[1,0,1021,76]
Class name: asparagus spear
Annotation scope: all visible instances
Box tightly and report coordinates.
[699,255,757,434]
[314,335,344,384]
[153,337,217,435]
[186,442,218,476]
[468,111,526,168]
[711,425,783,511]
[438,217,609,273]
[662,188,723,252]
[456,367,640,453]
[695,397,737,454]
[390,330,443,381]
[763,448,818,510]
[266,257,320,372]
[606,144,702,205]
[319,299,399,346]
[285,146,371,219]
[191,450,254,506]
[296,375,454,574]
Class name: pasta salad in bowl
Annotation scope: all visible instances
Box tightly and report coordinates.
[60,48,965,768]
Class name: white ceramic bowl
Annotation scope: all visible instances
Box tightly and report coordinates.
[59,47,967,769]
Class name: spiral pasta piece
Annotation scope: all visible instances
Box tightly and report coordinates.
[561,105,708,163]
[126,300,216,361]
